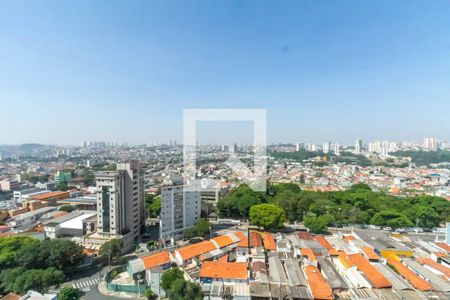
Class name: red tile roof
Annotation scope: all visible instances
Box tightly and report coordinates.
[199,261,248,280]
[262,232,276,251]
[314,235,332,250]
[211,235,234,248]
[343,235,356,244]
[435,243,450,253]
[387,258,434,291]
[237,237,248,248]
[142,251,170,269]
[304,265,333,300]
[297,231,314,240]
[249,231,263,247]
[301,248,317,262]
[346,253,391,288]
[417,258,450,279]
[360,246,379,261]
[175,240,216,261]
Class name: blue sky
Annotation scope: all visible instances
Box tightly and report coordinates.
[1,0,450,145]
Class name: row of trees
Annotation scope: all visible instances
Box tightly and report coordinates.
[0,236,84,294]
[391,150,450,166]
[218,183,450,232]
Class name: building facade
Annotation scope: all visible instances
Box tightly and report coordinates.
[95,161,144,251]
[160,177,201,243]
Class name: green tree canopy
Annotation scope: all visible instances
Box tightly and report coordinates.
[59,205,75,213]
[160,268,184,291]
[58,286,80,300]
[304,215,329,234]
[249,203,286,230]
[166,279,203,300]
[99,239,122,260]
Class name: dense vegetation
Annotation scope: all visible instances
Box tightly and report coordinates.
[217,183,450,231]
[161,268,202,300]
[145,194,161,218]
[0,236,84,295]
[391,150,450,166]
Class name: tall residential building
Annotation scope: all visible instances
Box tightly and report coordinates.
[334,143,340,156]
[355,139,363,155]
[322,141,331,154]
[423,137,437,151]
[296,142,304,152]
[95,161,144,252]
[160,175,201,244]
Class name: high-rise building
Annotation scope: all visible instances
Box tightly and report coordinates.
[95,161,143,252]
[334,143,340,156]
[322,141,331,154]
[355,139,363,155]
[423,137,437,151]
[160,174,201,244]
[296,142,304,152]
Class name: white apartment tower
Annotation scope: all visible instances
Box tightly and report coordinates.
[322,141,331,154]
[95,161,143,251]
[423,137,437,151]
[296,142,304,152]
[160,175,201,243]
[334,143,340,156]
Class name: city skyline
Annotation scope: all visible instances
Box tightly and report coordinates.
[1,1,450,145]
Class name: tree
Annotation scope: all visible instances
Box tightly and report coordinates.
[99,239,122,261]
[57,182,69,191]
[273,190,301,222]
[145,194,161,218]
[0,236,39,269]
[59,205,75,213]
[149,197,161,218]
[58,286,80,300]
[371,210,413,228]
[184,219,211,239]
[144,289,155,300]
[9,267,64,294]
[41,239,84,270]
[415,206,440,228]
[166,278,203,300]
[146,241,158,251]
[193,218,210,237]
[304,216,328,234]
[160,268,184,291]
[249,204,286,230]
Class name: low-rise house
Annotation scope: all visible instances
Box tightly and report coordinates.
[199,261,248,284]
[304,265,333,300]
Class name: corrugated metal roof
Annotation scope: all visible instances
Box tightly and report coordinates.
[403,258,450,292]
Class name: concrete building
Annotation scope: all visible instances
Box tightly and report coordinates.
[0,179,19,192]
[160,175,201,243]
[323,141,331,154]
[355,139,363,155]
[94,161,144,252]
